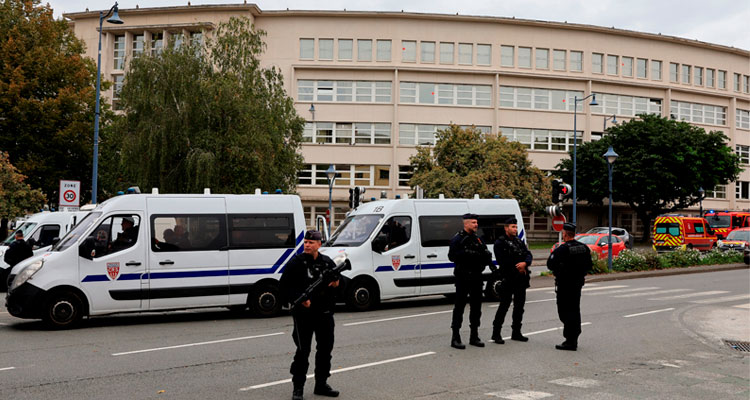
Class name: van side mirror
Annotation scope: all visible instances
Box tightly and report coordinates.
[51,237,60,246]
[79,237,95,260]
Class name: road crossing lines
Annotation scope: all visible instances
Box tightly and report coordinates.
[584,286,660,296]
[549,377,601,388]
[485,389,554,399]
[690,294,750,304]
[733,303,750,309]
[613,288,690,298]
[648,290,729,300]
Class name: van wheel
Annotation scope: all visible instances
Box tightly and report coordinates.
[43,291,83,329]
[346,278,379,311]
[248,283,281,318]
[485,278,502,301]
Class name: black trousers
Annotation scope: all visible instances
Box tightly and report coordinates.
[556,284,582,344]
[451,277,483,331]
[493,281,527,331]
[290,311,335,387]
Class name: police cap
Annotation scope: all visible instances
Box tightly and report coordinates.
[504,217,518,225]
[462,213,479,220]
[304,230,323,241]
[563,222,577,232]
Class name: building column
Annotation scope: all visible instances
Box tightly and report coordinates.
[392,69,399,196]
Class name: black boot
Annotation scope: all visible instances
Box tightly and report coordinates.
[469,329,485,347]
[451,330,466,349]
[491,327,504,344]
[555,341,577,351]
[511,330,529,342]
[292,386,304,400]
[313,383,340,397]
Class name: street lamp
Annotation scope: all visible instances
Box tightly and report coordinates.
[698,187,705,217]
[603,114,617,133]
[571,93,598,224]
[325,165,336,226]
[92,2,123,204]
[603,146,618,272]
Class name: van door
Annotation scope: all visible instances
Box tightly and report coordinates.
[371,215,418,298]
[147,198,229,310]
[416,212,467,296]
[79,213,145,312]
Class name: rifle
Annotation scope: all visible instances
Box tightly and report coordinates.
[292,252,351,309]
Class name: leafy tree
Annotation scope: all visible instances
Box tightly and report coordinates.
[107,16,305,194]
[409,125,551,213]
[0,151,46,238]
[555,114,742,241]
[0,0,104,203]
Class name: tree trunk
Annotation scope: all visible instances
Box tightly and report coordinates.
[636,211,652,243]
[0,218,7,240]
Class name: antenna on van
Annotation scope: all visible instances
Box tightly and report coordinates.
[474,194,480,199]
[254,188,261,195]
[152,188,159,194]
[438,194,445,199]
[204,188,211,195]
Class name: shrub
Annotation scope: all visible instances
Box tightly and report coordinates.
[612,249,648,272]
[590,252,608,274]
[660,249,701,268]
[700,248,744,265]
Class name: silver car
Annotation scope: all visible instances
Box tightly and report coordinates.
[586,227,633,248]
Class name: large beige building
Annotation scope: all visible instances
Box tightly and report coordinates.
[64,4,750,239]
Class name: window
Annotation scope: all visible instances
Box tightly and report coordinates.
[607,55,618,75]
[228,214,295,249]
[421,41,435,63]
[500,45,514,67]
[670,63,679,82]
[737,181,750,200]
[655,223,680,236]
[706,69,715,88]
[151,215,225,252]
[590,93,662,116]
[304,122,391,145]
[172,33,184,48]
[553,49,566,71]
[398,166,413,187]
[570,51,582,72]
[477,44,491,66]
[651,60,662,80]
[400,82,491,107]
[402,40,416,62]
[706,185,726,199]
[737,145,750,164]
[419,216,463,247]
[458,43,472,65]
[499,127,579,152]
[298,80,391,103]
[150,33,163,55]
[190,32,203,47]
[518,47,531,68]
[132,34,144,57]
[622,57,633,77]
[372,216,412,252]
[399,124,490,145]
[318,39,333,60]
[298,164,390,187]
[745,75,750,93]
[358,39,372,61]
[735,73,741,91]
[112,74,124,110]
[536,48,549,69]
[669,100,726,125]
[681,65,690,84]
[338,39,353,60]
[737,109,750,130]
[636,58,647,78]
[718,70,726,89]
[376,39,391,61]
[299,38,314,59]
[499,86,584,112]
[29,224,60,248]
[694,67,703,86]
[113,35,125,70]
[91,215,141,257]
[440,42,454,64]
[592,53,603,74]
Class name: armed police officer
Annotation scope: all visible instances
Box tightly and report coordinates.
[547,222,592,351]
[490,217,533,344]
[448,213,493,349]
[280,230,343,400]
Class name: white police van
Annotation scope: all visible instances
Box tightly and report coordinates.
[0,211,89,291]
[6,192,306,328]
[320,197,525,311]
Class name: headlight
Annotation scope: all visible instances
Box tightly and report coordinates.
[717,240,723,247]
[9,260,44,292]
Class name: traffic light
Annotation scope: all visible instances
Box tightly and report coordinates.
[560,183,573,200]
[546,205,563,217]
[551,179,561,203]
[348,188,355,209]
[350,187,367,209]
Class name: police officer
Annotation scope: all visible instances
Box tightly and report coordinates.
[3,230,33,268]
[490,217,533,344]
[547,222,592,351]
[448,213,492,349]
[280,230,342,400]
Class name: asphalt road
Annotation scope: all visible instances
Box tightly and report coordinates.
[0,269,748,399]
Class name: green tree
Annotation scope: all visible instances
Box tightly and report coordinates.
[107,16,305,194]
[555,114,742,241]
[0,151,46,237]
[409,125,550,213]
[0,0,103,203]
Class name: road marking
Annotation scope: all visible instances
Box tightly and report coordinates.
[585,286,660,296]
[489,298,556,308]
[691,294,750,304]
[624,308,675,318]
[650,359,692,368]
[0,367,15,372]
[549,377,600,388]
[649,290,728,300]
[111,332,285,356]
[486,388,554,399]
[498,322,592,340]
[613,289,690,298]
[239,351,436,391]
[343,310,451,327]
[581,285,629,292]
[733,303,750,309]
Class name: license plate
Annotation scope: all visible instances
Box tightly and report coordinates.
[656,240,665,244]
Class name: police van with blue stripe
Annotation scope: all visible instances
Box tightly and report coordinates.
[5,191,306,328]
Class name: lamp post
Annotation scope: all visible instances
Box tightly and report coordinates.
[603,146,618,272]
[698,187,705,217]
[603,114,617,133]
[325,165,336,226]
[572,93,598,224]
[92,2,123,204]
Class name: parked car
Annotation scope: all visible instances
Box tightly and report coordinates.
[717,227,750,252]
[586,227,633,248]
[551,233,626,259]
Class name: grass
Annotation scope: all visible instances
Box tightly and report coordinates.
[527,241,556,250]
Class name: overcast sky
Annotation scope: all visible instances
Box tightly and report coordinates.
[48,0,749,50]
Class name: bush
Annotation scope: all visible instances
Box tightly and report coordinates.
[700,248,744,265]
[659,249,701,268]
[595,247,743,273]
[590,252,608,274]
[612,249,648,272]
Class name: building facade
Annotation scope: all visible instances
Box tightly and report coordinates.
[64,4,750,239]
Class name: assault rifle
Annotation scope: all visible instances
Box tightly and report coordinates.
[292,253,351,308]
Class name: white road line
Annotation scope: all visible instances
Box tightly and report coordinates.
[0,322,8,326]
[691,294,750,304]
[581,285,629,292]
[649,290,729,300]
[489,298,556,308]
[624,308,675,318]
[733,303,750,309]
[111,332,285,356]
[343,310,452,327]
[239,352,436,391]
[613,289,690,298]
[498,322,592,340]
[585,287,660,296]
[549,377,601,388]
[486,388,554,399]
[0,367,15,372]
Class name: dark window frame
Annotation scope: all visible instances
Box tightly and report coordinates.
[418,215,463,247]
[228,213,296,250]
[150,214,227,252]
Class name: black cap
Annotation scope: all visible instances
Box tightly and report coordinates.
[504,217,518,225]
[462,213,479,220]
[304,230,322,241]
[563,222,576,232]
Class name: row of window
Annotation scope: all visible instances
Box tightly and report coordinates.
[302,122,391,144]
[399,124,491,146]
[737,109,750,130]
[112,32,204,70]
[669,101,727,126]
[297,80,391,103]
[399,82,492,106]
[499,127,582,152]
[500,46,583,72]
[591,53,662,81]
[299,164,391,187]
[670,63,750,94]
[704,182,750,200]
[590,93,663,117]
[499,87,584,112]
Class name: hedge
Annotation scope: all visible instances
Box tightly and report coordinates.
[589,248,744,274]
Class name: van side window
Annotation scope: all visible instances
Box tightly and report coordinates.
[30,224,61,248]
[419,216,463,247]
[229,214,295,249]
[694,223,705,234]
[90,215,141,258]
[151,215,227,252]
[373,216,411,252]
[477,215,514,244]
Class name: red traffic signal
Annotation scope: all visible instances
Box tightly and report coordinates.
[560,183,573,200]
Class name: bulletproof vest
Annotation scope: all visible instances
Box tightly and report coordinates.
[505,236,527,262]
[567,241,591,275]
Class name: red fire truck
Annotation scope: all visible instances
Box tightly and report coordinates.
[703,210,750,239]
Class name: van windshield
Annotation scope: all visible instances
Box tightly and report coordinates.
[52,212,102,252]
[655,223,680,236]
[2,222,37,245]
[726,230,750,242]
[326,214,383,247]
[706,215,730,228]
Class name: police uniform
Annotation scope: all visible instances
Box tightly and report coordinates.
[447,213,493,349]
[547,223,592,351]
[491,217,533,343]
[3,234,33,267]
[279,230,342,399]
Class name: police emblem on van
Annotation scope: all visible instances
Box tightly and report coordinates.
[391,255,401,270]
[107,262,120,280]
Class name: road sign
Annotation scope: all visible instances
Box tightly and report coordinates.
[552,215,566,232]
[59,180,81,207]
